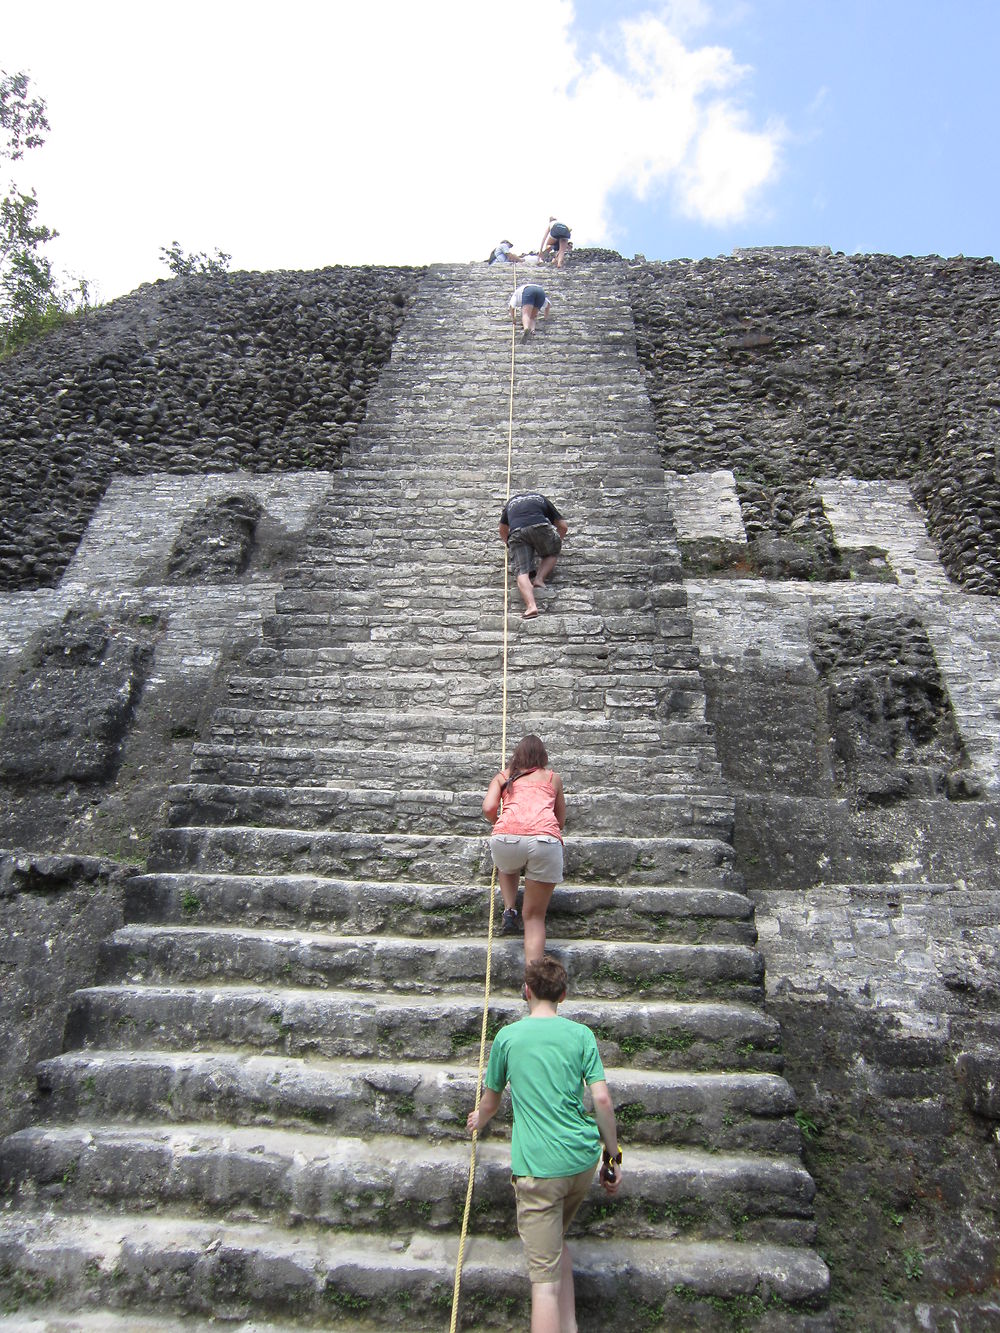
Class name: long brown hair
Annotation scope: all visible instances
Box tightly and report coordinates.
[501,734,548,794]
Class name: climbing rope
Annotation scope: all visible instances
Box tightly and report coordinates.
[448,265,519,1333]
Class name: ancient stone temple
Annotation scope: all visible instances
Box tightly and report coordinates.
[0,250,998,1330]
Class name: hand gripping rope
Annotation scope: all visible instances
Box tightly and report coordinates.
[448,266,519,1333]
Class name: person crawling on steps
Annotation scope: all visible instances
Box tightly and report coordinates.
[466,954,622,1333]
[498,490,568,619]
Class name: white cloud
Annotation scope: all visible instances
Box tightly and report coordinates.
[3,0,783,298]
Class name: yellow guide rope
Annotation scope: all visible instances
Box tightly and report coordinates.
[448,265,519,1332]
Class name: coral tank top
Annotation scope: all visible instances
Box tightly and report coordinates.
[492,769,563,842]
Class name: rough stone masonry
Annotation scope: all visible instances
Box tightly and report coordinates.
[1,249,999,1329]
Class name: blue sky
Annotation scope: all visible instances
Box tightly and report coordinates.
[573,0,999,260]
[4,0,997,299]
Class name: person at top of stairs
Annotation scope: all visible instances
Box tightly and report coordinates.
[499,490,568,618]
[483,733,566,962]
[487,238,523,264]
[540,216,573,266]
[466,953,621,1333]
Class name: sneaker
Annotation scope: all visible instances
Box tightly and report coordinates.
[501,907,521,935]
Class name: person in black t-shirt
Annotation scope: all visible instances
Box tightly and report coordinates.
[499,492,569,619]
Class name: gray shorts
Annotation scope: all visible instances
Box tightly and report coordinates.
[508,523,561,577]
[490,834,564,883]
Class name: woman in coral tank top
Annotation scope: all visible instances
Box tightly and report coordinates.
[482,734,566,963]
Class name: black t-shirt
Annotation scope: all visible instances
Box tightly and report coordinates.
[501,492,562,532]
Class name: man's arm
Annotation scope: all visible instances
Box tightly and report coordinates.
[467,1087,502,1134]
[589,1080,622,1194]
[498,522,510,543]
[555,518,568,538]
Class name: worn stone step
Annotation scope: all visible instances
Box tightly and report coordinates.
[164,783,732,840]
[126,869,753,942]
[2,1125,814,1246]
[0,1316,310,1333]
[222,674,708,722]
[35,1052,788,1151]
[64,984,783,1081]
[204,707,714,758]
[97,926,762,1001]
[187,740,726,792]
[261,610,696,652]
[147,827,739,889]
[270,584,688,618]
[238,639,702,677]
[0,1213,831,1330]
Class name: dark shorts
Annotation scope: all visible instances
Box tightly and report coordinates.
[508,522,561,576]
[521,284,546,310]
[549,222,571,240]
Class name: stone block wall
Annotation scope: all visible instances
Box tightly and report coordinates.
[668,466,1000,1324]
[0,853,133,1138]
[0,265,421,590]
[630,249,1000,594]
[0,470,338,858]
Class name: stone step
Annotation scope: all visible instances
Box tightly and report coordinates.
[260,608,696,651]
[270,585,688,618]
[240,640,700,676]
[0,1214,831,1330]
[1,1126,815,1246]
[126,871,753,943]
[64,984,782,1080]
[147,827,739,889]
[163,784,733,840]
[202,707,715,758]
[0,1316,310,1333]
[335,460,668,482]
[187,740,726,792]
[96,927,762,1001]
[223,668,706,717]
[34,1052,788,1150]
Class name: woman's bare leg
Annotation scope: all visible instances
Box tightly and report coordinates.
[497,870,521,911]
[522,878,555,962]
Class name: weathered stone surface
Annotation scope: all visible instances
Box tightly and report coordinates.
[0,266,421,591]
[0,612,154,783]
[0,850,133,1137]
[0,263,826,1330]
[957,1050,1000,1120]
[630,250,1000,595]
[166,493,263,583]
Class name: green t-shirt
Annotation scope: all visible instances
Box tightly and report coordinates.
[485,1014,605,1178]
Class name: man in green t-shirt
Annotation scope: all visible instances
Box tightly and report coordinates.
[466,955,621,1333]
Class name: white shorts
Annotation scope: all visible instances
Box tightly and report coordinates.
[490,834,564,883]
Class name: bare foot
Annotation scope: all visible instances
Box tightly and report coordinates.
[522,607,539,620]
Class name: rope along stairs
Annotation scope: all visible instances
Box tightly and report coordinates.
[0,261,830,1330]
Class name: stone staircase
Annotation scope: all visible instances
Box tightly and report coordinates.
[0,262,830,1329]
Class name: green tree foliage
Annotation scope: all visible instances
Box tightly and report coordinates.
[0,69,86,357]
[160,240,231,277]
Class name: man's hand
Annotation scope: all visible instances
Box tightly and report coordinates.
[599,1160,622,1195]
[466,1088,501,1135]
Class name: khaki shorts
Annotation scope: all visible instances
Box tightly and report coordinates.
[513,1162,599,1283]
[490,834,563,883]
